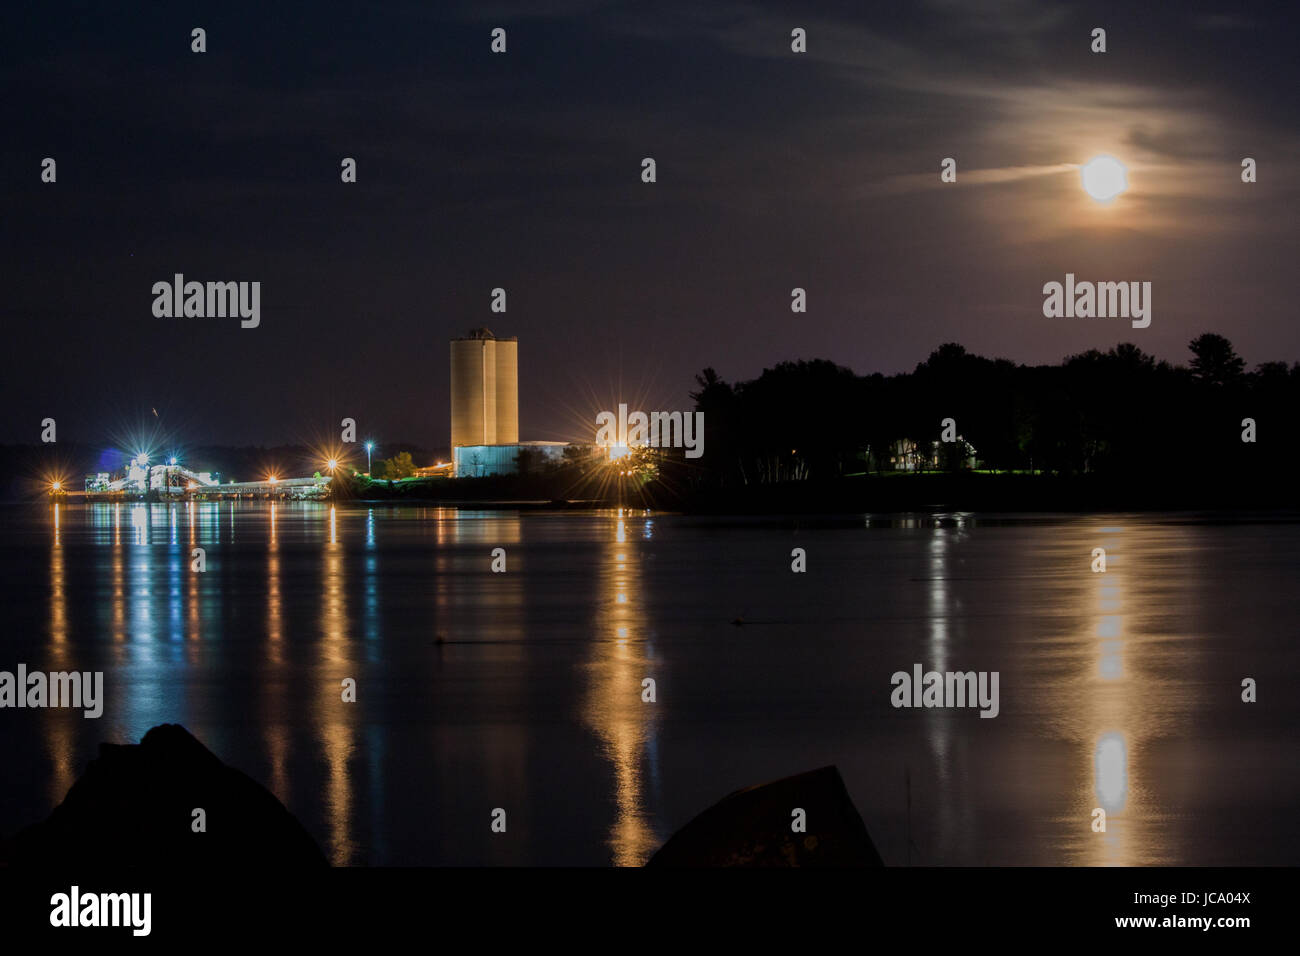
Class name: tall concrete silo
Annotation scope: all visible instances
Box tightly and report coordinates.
[450,328,517,447]
[493,337,518,444]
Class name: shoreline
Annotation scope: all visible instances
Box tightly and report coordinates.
[33,471,1300,516]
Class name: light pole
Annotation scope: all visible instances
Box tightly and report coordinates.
[365,441,374,475]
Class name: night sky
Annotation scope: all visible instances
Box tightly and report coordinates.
[3,1,1298,449]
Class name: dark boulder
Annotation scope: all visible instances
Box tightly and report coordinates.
[648,765,883,867]
[1,723,326,867]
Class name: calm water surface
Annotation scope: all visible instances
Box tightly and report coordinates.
[2,502,1297,866]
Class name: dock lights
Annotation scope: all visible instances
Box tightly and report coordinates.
[327,458,338,472]
[268,475,279,485]
[50,480,61,492]
[365,442,375,474]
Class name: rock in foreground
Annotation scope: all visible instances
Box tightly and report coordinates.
[648,765,883,867]
[2,723,326,867]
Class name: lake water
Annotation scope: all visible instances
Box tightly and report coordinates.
[2,501,1297,866]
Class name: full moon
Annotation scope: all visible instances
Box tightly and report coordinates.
[1081,155,1128,202]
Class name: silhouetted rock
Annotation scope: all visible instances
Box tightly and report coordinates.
[1,724,326,867]
[647,765,883,867]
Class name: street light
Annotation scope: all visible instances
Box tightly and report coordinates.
[365,441,375,475]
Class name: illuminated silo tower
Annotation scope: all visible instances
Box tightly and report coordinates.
[450,328,518,448]
[493,335,518,444]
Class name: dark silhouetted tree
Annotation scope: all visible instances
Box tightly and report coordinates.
[1189,333,1245,386]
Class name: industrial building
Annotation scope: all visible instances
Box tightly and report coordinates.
[448,328,604,477]
[88,455,216,494]
[450,328,518,448]
[453,441,570,477]
[450,328,530,477]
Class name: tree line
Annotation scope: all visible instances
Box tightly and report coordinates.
[685,334,1295,484]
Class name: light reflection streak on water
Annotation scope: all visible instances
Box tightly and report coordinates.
[364,508,380,658]
[1087,526,1130,865]
[583,507,661,866]
[926,523,950,853]
[262,503,288,808]
[186,504,204,656]
[267,503,283,664]
[167,507,183,647]
[923,517,975,861]
[319,503,354,865]
[46,504,75,804]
